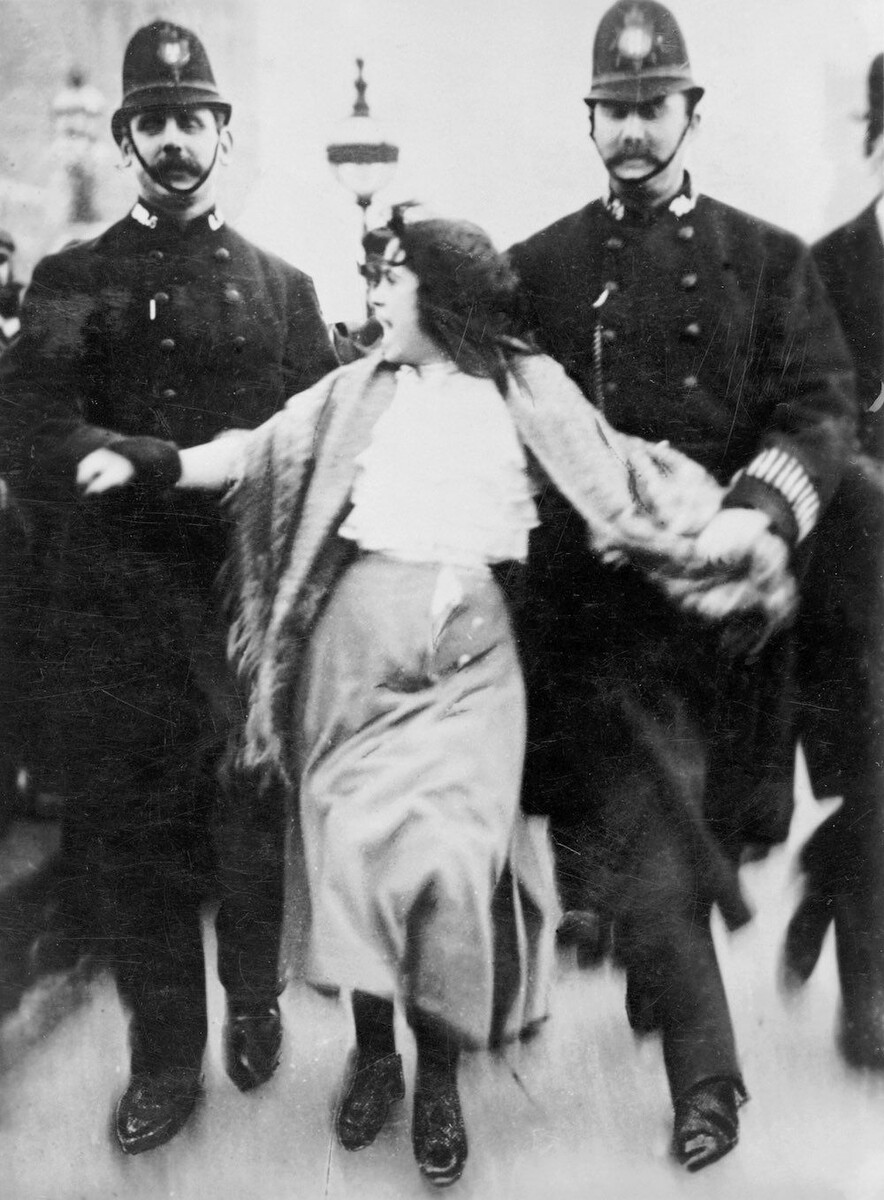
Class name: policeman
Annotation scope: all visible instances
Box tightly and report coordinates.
[811,52,883,427]
[0,227,24,821]
[509,0,855,1172]
[0,20,337,1153]
[784,51,884,1069]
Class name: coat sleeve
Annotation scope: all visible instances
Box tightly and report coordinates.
[721,241,856,544]
[0,252,120,488]
[511,353,798,637]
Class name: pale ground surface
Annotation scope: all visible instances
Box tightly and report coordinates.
[2,756,883,1200]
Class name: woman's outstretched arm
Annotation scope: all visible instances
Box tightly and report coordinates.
[76,430,249,495]
[178,432,249,489]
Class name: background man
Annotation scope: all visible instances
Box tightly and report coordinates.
[0,227,25,825]
[508,0,855,1172]
[0,229,22,351]
[0,20,336,1154]
[785,50,884,1069]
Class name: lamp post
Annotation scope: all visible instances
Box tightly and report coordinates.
[51,68,105,226]
[326,59,399,315]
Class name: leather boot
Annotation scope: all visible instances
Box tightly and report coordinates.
[224,996,283,1092]
[115,1067,203,1155]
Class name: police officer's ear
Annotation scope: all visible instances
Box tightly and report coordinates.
[217,122,233,168]
[118,126,136,168]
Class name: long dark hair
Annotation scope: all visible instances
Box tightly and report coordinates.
[363,206,533,395]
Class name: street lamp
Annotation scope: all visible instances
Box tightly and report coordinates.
[327,59,399,313]
[51,68,105,226]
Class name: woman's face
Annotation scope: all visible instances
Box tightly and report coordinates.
[368,239,448,366]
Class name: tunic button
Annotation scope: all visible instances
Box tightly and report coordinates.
[603,279,620,294]
[148,249,164,262]
[154,291,170,305]
[677,225,695,241]
[605,236,624,251]
[214,247,231,262]
[681,272,698,290]
[602,328,617,344]
[604,380,619,396]
[233,335,246,350]
[224,286,243,304]
[161,388,177,401]
[683,322,701,339]
[159,337,176,352]
[683,374,699,389]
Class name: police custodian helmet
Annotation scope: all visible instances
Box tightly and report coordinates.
[111,20,232,144]
[585,0,704,105]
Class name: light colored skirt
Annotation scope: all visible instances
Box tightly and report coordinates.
[294,554,558,1047]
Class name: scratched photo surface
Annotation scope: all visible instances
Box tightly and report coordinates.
[0,2,882,1198]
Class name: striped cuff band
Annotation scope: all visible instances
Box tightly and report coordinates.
[736,448,820,541]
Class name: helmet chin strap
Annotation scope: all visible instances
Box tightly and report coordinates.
[127,127,221,198]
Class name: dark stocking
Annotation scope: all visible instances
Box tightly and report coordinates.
[352,990,397,1063]
[336,992,404,1152]
[410,1011,467,1187]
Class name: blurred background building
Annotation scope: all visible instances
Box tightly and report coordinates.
[0,0,880,326]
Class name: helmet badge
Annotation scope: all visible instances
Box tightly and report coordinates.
[614,5,656,71]
[157,28,191,81]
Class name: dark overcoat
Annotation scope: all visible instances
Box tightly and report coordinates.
[783,202,884,1066]
[0,201,337,1065]
[812,201,883,445]
[509,189,855,1097]
[796,202,884,796]
[0,202,337,800]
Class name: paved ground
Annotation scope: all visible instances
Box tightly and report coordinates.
[1,760,883,1200]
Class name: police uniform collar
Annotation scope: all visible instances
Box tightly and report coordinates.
[130,200,226,234]
[604,172,696,223]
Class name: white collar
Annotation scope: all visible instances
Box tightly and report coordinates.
[130,201,225,232]
[604,184,698,222]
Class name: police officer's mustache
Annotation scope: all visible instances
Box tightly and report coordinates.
[607,146,658,169]
[154,152,201,178]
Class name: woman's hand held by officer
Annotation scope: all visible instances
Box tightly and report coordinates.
[693,507,774,565]
[682,506,797,654]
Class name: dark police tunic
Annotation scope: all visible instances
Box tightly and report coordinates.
[0,200,337,1071]
[802,201,884,795]
[813,202,884,445]
[783,201,884,1067]
[509,184,854,1099]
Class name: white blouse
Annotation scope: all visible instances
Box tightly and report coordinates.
[338,363,539,566]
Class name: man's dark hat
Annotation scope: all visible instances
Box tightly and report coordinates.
[111,20,231,143]
[585,0,704,105]
[0,229,15,255]
[865,52,883,154]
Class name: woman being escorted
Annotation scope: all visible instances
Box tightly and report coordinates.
[77,212,793,1188]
